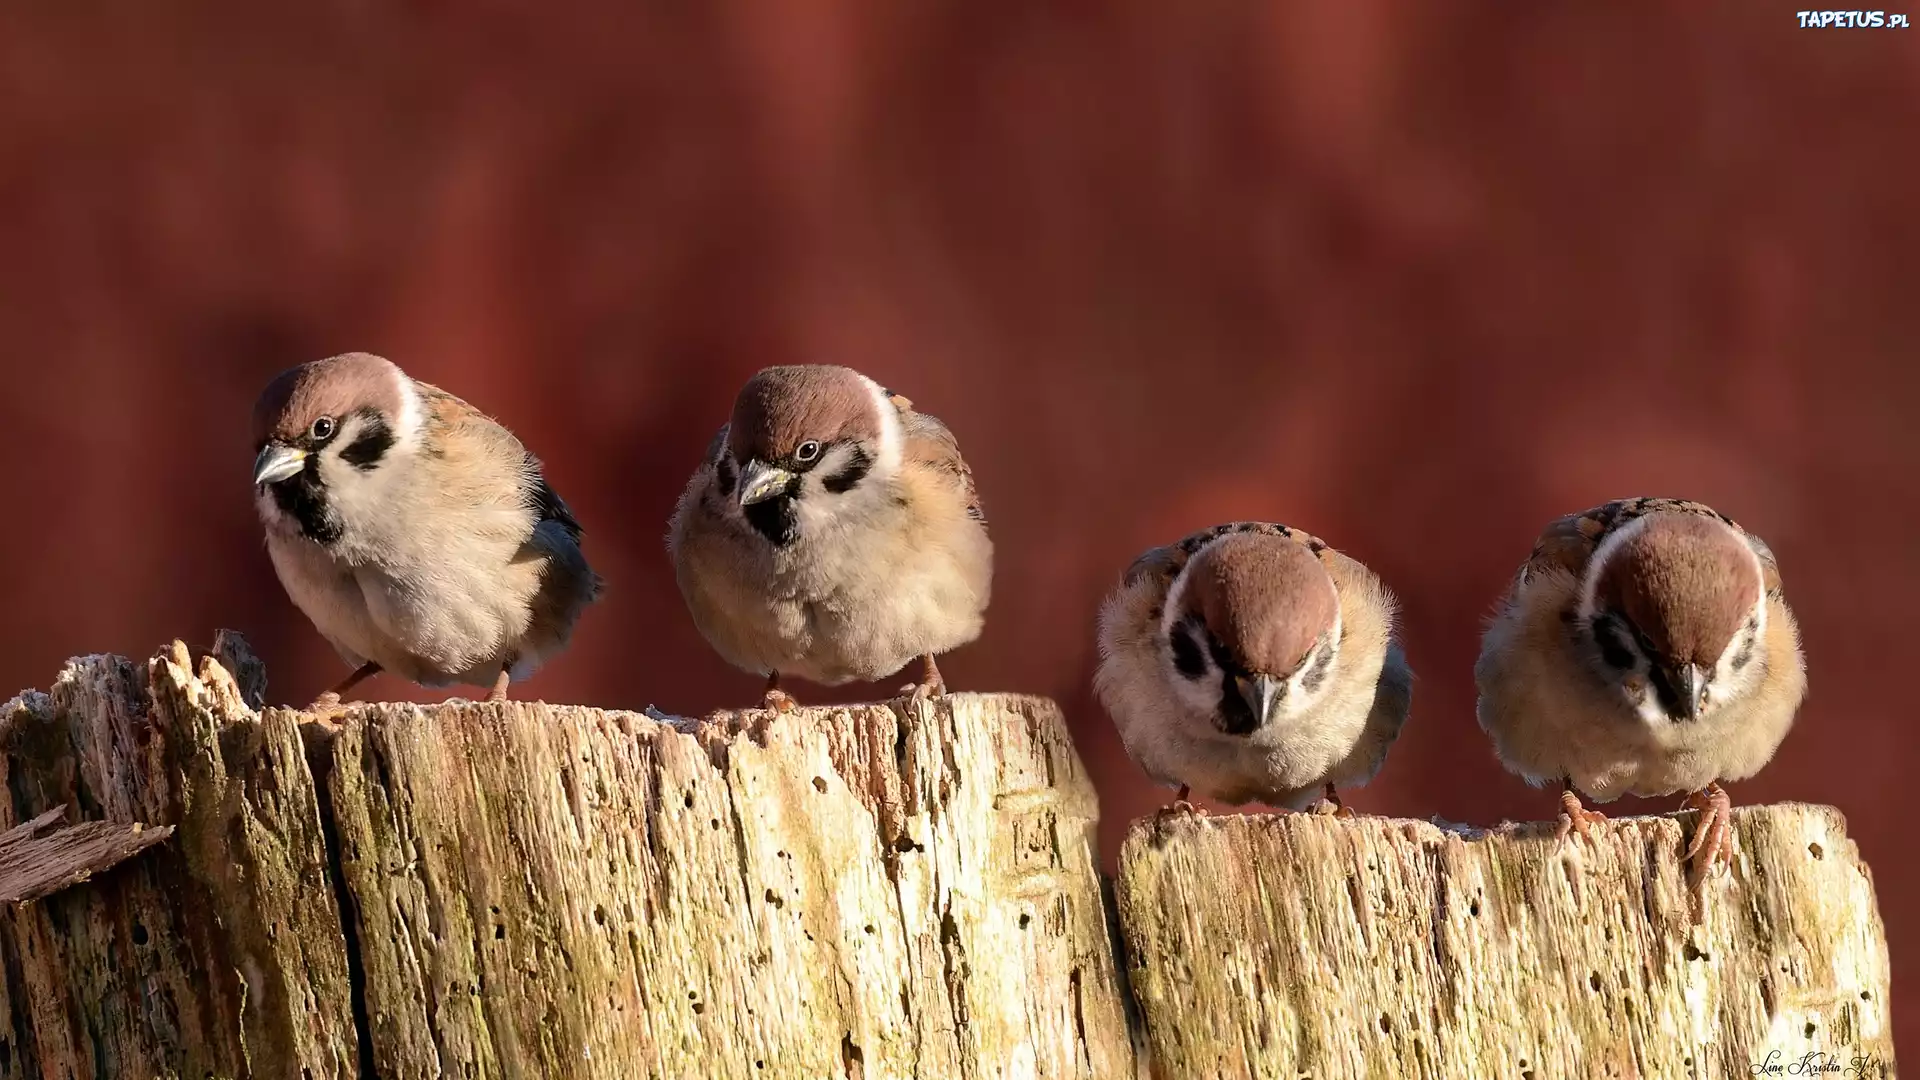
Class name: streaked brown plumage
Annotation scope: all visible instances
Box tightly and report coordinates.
[251,353,600,710]
[1474,497,1807,919]
[668,365,991,709]
[1095,522,1412,811]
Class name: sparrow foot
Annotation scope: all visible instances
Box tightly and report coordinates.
[1155,785,1207,821]
[1311,783,1358,819]
[897,654,948,706]
[761,672,799,714]
[302,692,355,729]
[1555,787,1608,850]
[1680,783,1735,922]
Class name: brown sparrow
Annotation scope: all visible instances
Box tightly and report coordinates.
[1474,497,1807,916]
[251,352,601,710]
[668,365,992,709]
[1094,522,1413,813]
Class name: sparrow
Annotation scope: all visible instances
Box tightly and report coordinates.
[1473,497,1807,917]
[1094,522,1413,813]
[251,352,601,710]
[668,365,992,710]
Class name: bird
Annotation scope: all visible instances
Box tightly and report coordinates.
[668,364,992,711]
[1473,497,1807,918]
[250,352,601,712]
[1094,521,1413,814]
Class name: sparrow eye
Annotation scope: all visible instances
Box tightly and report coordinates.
[310,416,336,442]
[794,440,822,464]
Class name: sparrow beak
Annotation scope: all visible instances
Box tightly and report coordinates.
[1234,673,1286,730]
[1668,663,1707,721]
[738,460,796,507]
[253,443,308,486]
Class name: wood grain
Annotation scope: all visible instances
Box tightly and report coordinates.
[1116,807,1895,1079]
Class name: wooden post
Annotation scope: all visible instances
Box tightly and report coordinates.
[0,636,1139,1079]
[1115,808,1896,1079]
[0,636,1899,1078]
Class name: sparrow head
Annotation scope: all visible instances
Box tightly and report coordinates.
[1161,532,1343,736]
[718,365,903,545]
[251,352,422,544]
[1578,511,1768,725]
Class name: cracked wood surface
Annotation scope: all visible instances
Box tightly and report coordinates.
[0,634,358,1078]
[0,634,1138,1079]
[1116,807,1895,1080]
[318,691,1137,1079]
[0,806,173,904]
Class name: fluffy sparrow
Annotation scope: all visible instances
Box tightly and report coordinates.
[1095,522,1412,813]
[668,365,992,709]
[1474,497,1807,916]
[251,352,601,710]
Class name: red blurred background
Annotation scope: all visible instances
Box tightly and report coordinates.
[2,2,1912,1060]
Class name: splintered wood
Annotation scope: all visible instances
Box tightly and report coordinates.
[0,635,1899,1079]
[0,635,1137,1080]
[0,807,173,904]
[1115,808,1895,1079]
[318,692,1136,1079]
[0,636,359,1079]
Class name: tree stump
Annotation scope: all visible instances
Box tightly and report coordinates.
[0,635,1139,1080]
[1115,808,1895,1079]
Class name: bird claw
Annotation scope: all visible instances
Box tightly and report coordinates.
[1555,789,1609,851]
[1155,799,1205,822]
[897,680,945,708]
[1681,785,1736,921]
[1312,785,1357,819]
[762,689,799,714]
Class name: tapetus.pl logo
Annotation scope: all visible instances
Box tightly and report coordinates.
[1796,10,1910,26]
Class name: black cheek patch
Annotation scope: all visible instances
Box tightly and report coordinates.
[1592,614,1637,670]
[1300,648,1334,693]
[1169,622,1207,680]
[821,446,872,494]
[1729,626,1757,673]
[714,454,737,499]
[744,496,799,547]
[338,416,395,470]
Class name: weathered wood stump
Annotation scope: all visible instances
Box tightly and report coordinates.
[0,636,1898,1079]
[0,636,1138,1079]
[1116,808,1896,1079]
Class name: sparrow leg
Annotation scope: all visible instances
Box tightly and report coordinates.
[762,671,799,713]
[1155,784,1205,821]
[1680,782,1736,921]
[1554,779,1608,850]
[305,661,381,715]
[899,654,948,706]
[1312,782,1358,819]
[485,665,512,704]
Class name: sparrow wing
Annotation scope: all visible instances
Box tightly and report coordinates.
[889,393,985,525]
